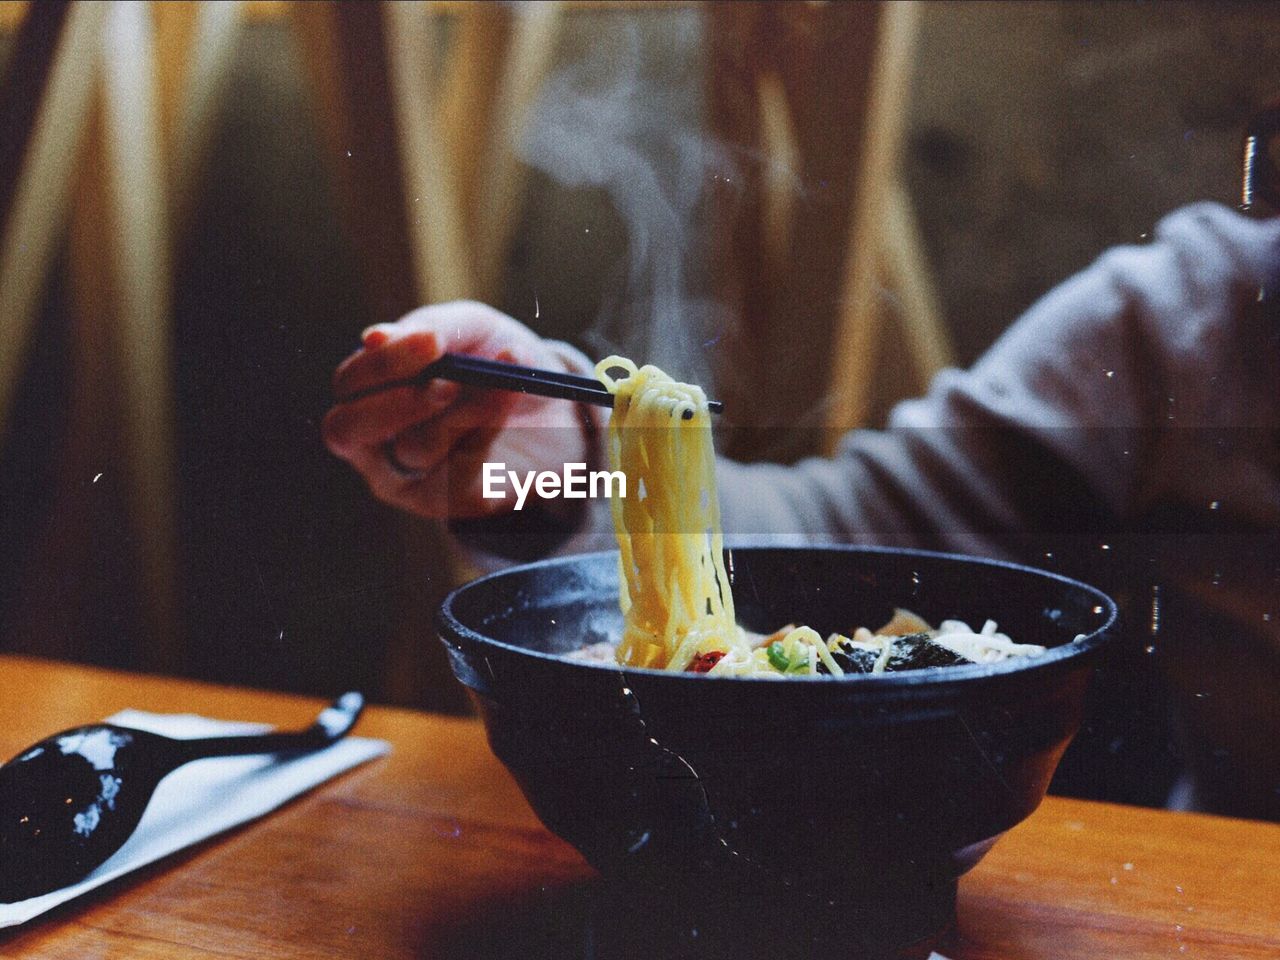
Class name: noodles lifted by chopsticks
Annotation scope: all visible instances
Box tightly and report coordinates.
[595,357,744,671]
[592,357,1046,677]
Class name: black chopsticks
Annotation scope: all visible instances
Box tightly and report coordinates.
[335,353,724,418]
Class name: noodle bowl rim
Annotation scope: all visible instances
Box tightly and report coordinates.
[438,545,1119,687]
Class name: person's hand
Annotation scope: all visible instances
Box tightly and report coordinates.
[323,301,591,519]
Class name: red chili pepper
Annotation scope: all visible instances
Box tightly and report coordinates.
[688,651,725,673]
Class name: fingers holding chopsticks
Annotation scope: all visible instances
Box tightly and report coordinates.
[337,302,529,396]
[323,301,591,520]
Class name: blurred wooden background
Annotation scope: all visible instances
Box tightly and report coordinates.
[1,0,1278,714]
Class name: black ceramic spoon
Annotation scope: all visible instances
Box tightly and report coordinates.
[0,691,365,904]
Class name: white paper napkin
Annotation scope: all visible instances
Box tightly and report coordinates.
[1,708,390,928]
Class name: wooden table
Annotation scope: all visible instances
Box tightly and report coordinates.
[0,655,1276,959]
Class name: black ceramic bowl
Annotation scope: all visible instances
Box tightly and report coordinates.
[438,546,1117,955]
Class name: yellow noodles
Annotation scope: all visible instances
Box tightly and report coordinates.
[595,357,743,671]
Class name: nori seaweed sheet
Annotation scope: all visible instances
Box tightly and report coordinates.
[822,632,969,674]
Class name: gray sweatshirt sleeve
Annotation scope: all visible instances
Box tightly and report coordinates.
[715,202,1280,559]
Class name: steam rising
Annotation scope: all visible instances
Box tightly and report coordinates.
[520,17,730,384]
